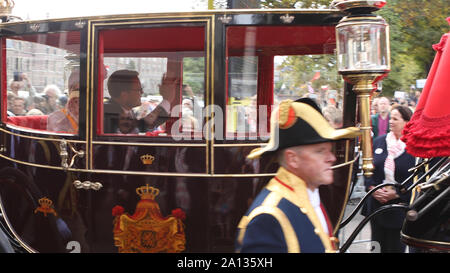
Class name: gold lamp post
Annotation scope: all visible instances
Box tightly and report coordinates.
[332,0,390,177]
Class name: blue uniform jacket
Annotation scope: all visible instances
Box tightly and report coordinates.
[235,167,335,253]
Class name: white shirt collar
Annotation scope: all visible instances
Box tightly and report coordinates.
[307,187,329,235]
[307,188,321,208]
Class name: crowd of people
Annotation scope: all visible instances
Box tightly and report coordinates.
[7,74,66,117]
[7,69,203,136]
[7,71,80,134]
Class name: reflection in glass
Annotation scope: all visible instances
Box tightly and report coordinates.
[5,32,81,134]
[225,25,344,139]
[98,26,206,137]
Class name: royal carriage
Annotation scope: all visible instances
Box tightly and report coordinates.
[0,0,447,253]
[0,5,360,252]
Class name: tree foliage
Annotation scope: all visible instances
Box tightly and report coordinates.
[183,57,205,96]
[258,0,450,97]
[381,0,450,73]
[261,0,330,8]
[374,0,450,96]
[202,1,450,97]
[276,55,341,96]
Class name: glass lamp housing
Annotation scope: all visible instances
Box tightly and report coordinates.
[336,16,390,74]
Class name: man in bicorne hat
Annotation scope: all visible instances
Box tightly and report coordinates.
[235,99,360,253]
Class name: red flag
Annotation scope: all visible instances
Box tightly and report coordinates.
[310,71,321,82]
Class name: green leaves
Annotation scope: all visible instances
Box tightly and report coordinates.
[379,0,450,95]
[262,0,450,96]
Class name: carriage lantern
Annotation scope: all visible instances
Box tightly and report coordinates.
[333,0,390,177]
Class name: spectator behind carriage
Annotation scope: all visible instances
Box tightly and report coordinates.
[6,91,17,116]
[323,105,343,129]
[9,79,22,96]
[10,73,37,111]
[362,105,414,253]
[9,72,36,97]
[11,97,27,116]
[371,97,380,115]
[408,99,416,112]
[46,70,80,133]
[103,70,177,134]
[181,98,199,132]
[46,90,79,133]
[371,96,390,138]
[26,108,44,116]
[59,94,68,108]
[42,84,62,114]
[25,95,47,114]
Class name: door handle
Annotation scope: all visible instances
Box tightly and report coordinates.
[59,140,85,170]
[73,180,103,191]
[59,141,69,169]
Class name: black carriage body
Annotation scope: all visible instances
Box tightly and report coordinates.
[0,9,358,253]
[400,158,450,252]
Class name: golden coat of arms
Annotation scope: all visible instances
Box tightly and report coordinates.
[112,184,186,253]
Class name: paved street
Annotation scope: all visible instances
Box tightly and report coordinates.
[337,175,410,253]
[338,200,374,253]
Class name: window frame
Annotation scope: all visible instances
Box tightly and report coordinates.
[1,25,86,139]
[93,22,209,143]
[223,24,341,142]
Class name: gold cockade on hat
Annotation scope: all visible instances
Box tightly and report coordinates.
[278,99,297,129]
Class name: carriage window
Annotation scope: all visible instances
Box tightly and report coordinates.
[3,32,81,134]
[273,54,343,128]
[227,56,258,136]
[225,25,343,140]
[97,26,205,137]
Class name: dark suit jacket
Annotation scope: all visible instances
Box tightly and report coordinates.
[103,99,169,134]
[362,134,415,229]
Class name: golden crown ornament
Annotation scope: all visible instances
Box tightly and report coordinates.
[140,154,155,165]
[34,197,57,217]
[136,184,160,200]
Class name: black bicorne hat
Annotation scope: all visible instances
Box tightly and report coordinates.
[247,99,360,159]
